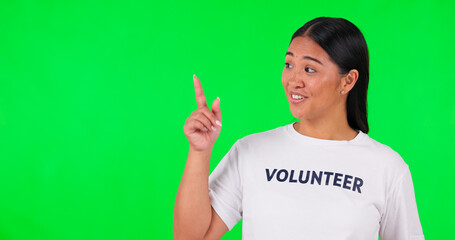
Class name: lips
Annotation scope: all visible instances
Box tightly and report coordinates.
[289,91,308,98]
[289,91,308,104]
[289,96,307,104]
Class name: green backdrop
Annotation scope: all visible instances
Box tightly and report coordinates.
[0,0,453,239]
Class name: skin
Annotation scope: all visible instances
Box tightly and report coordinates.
[282,36,360,140]
[175,75,227,240]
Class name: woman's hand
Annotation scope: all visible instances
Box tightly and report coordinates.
[183,74,222,152]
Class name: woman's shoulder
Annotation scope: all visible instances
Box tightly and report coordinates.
[236,124,290,146]
[360,134,410,174]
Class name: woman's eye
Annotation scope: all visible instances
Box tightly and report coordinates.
[305,67,316,73]
[285,63,315,72]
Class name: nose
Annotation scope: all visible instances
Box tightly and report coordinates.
[289,73,305,88]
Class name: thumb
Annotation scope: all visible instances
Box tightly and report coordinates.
[211,96,222,124]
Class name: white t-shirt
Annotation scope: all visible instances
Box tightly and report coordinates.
[208,122,424,240]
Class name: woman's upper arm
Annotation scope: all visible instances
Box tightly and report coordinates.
[379,166,424,240]
[203,207,229,240]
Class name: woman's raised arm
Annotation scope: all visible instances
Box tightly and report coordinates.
[173,75,226,240]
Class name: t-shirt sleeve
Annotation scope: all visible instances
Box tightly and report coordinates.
[379,165,425,240]
[208,140,243,231]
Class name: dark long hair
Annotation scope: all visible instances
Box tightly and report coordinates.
[290,17,369,133]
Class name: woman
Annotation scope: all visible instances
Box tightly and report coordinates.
[174,17,425,240]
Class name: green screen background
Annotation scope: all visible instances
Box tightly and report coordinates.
[0,0,453,239]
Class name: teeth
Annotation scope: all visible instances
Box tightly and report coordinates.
[292,94,304,99]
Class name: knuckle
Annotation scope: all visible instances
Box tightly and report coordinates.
[191,110,199,116]
[210,115,217,123]
[196,108,206,116]
[201,119,210,127]
[201,108,215,120]
[194,113,205,122]
[192,111,204,120]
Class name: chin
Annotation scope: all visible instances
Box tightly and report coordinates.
[290,107,315,120]
[288,100,317,120]
[290,110,305,120]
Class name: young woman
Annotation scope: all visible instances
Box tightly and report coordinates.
[174,17,425,240]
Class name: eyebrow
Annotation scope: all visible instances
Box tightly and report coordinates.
[286,51,323,65]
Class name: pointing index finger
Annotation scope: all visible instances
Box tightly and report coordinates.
[193,74,207,108]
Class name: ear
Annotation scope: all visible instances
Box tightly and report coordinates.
[341,69,359,94]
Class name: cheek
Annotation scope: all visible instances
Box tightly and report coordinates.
[312,79,339,101]
[281,71,288,86]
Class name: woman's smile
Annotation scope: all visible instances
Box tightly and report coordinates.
[289,91,309,104]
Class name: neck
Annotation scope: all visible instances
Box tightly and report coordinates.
[294,104,358,141]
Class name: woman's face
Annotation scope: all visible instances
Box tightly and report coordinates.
[282,36,346,120]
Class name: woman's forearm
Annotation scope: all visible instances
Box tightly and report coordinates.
[174,147,213,240]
